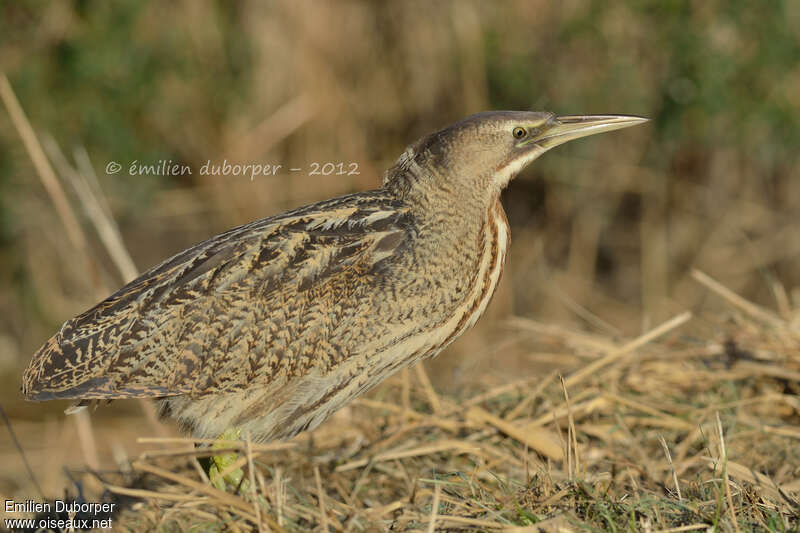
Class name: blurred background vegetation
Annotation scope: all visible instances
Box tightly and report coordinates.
[0,0,799,502]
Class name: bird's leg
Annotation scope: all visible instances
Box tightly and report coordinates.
[208,428,249,492]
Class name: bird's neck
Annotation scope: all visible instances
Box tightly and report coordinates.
[381,162,511,343]
[384,175,505,292]
[383,156,499,239]
[382,166,510,349]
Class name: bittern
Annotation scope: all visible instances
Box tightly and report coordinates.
[23,112,646,444]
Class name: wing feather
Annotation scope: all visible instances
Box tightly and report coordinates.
[23,190,413,400]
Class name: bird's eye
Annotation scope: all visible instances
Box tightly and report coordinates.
[512,126,527,139]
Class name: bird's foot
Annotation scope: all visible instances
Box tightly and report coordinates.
[208,428,250,493]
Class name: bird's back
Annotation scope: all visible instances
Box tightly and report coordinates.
[22,189,417,403]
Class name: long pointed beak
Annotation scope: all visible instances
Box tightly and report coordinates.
[534,115,648,149]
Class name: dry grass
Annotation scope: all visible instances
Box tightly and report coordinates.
[13,291,793,532]
[6,274,798,530]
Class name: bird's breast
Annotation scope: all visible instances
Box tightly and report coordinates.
[436,197,510,347]
[372,196,510,364]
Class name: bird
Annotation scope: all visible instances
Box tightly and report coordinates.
[22,111,646,444]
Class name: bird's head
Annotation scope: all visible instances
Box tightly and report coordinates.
[384,111,647,197]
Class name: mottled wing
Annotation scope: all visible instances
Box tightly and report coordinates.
[22,190,413,401]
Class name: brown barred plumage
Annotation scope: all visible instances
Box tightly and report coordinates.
[22,111,646,442]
